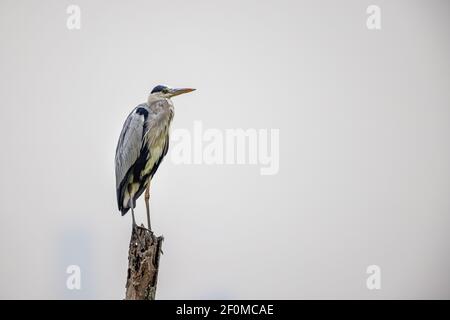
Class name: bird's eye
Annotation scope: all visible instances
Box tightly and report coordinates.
[162,89,169,94]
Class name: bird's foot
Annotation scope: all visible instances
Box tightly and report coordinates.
[132,223,146,247]
[135,223,152,233]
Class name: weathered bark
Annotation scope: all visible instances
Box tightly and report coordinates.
[125,225,163,300]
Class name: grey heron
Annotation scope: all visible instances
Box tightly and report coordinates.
[115,85,195,231]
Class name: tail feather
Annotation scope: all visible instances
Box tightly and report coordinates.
[121,207,130,216]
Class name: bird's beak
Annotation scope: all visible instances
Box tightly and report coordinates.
[169,88,196,97]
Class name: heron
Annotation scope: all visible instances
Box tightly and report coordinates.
[115,85,195,231]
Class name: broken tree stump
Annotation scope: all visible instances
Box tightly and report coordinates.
[125,225,164,300]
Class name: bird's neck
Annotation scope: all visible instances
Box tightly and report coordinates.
[147,94,165,105]
[147,96,174,127]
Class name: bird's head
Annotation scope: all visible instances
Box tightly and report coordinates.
[149,85,196,100]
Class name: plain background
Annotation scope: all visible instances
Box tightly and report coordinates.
[0,0,449,299]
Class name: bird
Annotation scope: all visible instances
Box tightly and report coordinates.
[115,85,195,231]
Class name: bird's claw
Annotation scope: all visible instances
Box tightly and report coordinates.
[132,224,146,247]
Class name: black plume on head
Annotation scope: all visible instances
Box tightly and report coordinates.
[151,85,168,94]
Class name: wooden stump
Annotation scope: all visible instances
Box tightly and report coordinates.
[125,225,164,300]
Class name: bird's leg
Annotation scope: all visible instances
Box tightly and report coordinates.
[131,205,137,227]
[145,180,152,231]
[130,201,138,231]
[130,199,145,247]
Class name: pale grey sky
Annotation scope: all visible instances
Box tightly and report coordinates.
[0,0,449,299]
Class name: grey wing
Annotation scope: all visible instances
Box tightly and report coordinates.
[115,107,146,206]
